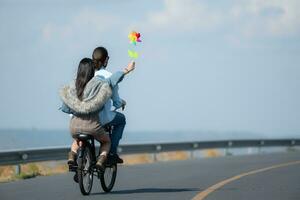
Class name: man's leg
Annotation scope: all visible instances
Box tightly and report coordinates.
[108,112,126,158]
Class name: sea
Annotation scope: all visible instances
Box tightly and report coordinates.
[0,129,299,151]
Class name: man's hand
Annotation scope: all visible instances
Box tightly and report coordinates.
[124,61,135,74]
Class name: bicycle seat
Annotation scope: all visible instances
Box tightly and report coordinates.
[73,133,94,141]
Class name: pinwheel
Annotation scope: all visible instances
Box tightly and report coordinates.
[128,31,142,59]
[128,31,142,45]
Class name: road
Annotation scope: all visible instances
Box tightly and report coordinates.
[1,151,300,200]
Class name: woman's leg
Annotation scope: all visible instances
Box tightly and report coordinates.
[71,140,79,153]
[68,140,79,165]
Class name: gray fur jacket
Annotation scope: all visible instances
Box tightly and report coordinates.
[59,76,112,115]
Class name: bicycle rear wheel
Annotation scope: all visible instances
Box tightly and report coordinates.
[100,163,117,192]
[77,145,93,195]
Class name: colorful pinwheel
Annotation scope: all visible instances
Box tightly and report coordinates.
[128,31,142,59]
[128,31,142,45]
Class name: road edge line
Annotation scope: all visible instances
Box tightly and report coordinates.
[192,160,300,200]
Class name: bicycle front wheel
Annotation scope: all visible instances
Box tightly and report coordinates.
[77,145,93,195]
[100,163,117,192]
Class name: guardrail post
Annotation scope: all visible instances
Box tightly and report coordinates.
[291,140,296,146]
[225,141,233,156]
[15,164,21,175]
[153,153,157,162]
[190,143,199,159]
[225,149,230,156]
[189,150,194,159]
[287,140,296,152]
[153,145,162,162]
[258,140,264,154]
[247,147,253,155]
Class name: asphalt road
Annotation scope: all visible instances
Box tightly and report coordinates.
[1,151,300,200]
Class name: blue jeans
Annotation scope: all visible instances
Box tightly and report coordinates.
[107,112,126,154]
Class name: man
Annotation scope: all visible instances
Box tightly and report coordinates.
[92,46,135,163]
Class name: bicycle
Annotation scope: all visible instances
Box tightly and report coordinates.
[69,126,117,195]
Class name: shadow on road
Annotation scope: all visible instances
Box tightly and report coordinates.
[91,188,199,195]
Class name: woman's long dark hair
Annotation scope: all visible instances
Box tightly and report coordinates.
[92,47,108,70]
[75,58,95,100]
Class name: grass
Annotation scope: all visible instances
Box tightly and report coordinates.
[0,161,69,183]
[0,149,221,183]
[16,172,40,179]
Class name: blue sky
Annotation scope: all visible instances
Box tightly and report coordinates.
[0,0,300,137]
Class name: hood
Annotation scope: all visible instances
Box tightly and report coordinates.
[59,77,112,115]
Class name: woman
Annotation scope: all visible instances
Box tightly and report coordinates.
[60,58,112,169]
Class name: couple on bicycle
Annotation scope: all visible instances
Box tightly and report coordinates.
[60,47,135,170]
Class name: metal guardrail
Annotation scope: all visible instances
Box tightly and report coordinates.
[0,139,299,166]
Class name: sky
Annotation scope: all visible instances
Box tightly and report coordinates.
[0,0,299,137]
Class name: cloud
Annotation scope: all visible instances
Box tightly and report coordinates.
[41,0,300,43]
[231,0,300,37]
[141,0,222,33]
[139,0,300,39]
